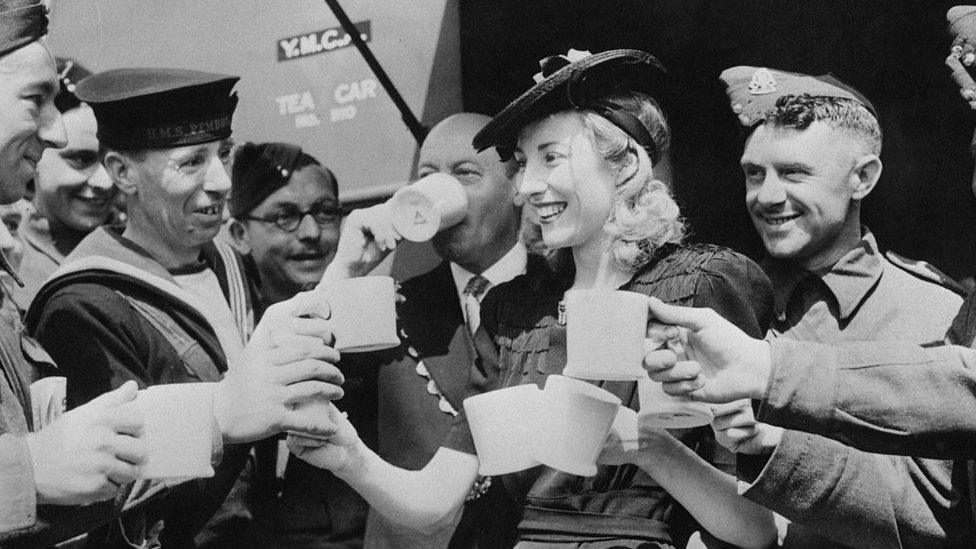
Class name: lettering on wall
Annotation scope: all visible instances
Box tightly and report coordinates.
[329,78,379,123]
[278,21,371,62]
[275,91,321,129]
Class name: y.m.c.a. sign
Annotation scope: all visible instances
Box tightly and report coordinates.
[277,21,371,62]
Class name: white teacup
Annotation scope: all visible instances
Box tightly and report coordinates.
[29,376,66,430]
[563,289,649,381]
[136,383,215,480]
[532,375,621,477]
[327,276,400,353]
[637,374,714,429]
[464,384,542,475]
[388,173,468,242]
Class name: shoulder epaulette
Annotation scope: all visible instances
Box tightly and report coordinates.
[884,251,968,297]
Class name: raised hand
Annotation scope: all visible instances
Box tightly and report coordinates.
[286,402,362,474]
[27,380,146,505]
[319,203,400,287]
[710,400,783,455]
[642,297,772,404]
[947,6,976,108]
[214,291,345,443]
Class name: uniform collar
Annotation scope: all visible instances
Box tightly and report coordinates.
[449,241,528,303]
[766,228,883,321]
[20,212,68,264]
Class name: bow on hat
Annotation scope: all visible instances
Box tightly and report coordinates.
[533,49,592,83]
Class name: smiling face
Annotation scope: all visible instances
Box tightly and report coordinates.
[123,139,233,263]
[236,164,340,300]
[514,110,616,252]
[33,104,116,232]
[0,40,67,202]
[420,113,521,273]
[741,121,867,270]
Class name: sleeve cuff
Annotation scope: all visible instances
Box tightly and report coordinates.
[0,433,37,533]
[757,340,837,433]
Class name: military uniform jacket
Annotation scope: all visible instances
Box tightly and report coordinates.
[0,246,131,546]
[759,338,976,548]
[743,230,966,548]
[10,212,74,311]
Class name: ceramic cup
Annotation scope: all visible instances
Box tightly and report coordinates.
[327,276,400,353]
[532,375,621,477]
[137,383,215,480]
[563,289,649,381]
[464,384,542,475]
[637,374,714,429]
[388,173,468,242]
[29,376,66,430]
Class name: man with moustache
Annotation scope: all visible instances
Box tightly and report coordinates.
[12,57,114,310]
[706,67,967,548]
[227,141,369,547]
[321,112,525,548]
[25,69,347,547]
[228,142,341,305]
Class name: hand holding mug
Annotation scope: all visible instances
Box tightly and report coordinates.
[28,381,146,505]
[215,291,345,443]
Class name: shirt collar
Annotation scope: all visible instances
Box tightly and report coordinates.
[766,228,883,321]
[449,241,528,303]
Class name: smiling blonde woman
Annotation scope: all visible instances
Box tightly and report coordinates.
[291,49,778,549]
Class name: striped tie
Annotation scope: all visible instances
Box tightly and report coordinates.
[462,275,491,335]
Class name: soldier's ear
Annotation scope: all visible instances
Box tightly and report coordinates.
[103,151,137,195]
[227,219,252,255]
[851,154,882,201]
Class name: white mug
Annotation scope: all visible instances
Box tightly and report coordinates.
[327,276,400,353]
[388,173,468,242]
[532,375,621,477]
[137,383,215,480]
[563,289,649,381]
[464,384,542,475]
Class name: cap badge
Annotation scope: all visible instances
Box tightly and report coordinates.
[533,48,592,83]
[747,68,777,95]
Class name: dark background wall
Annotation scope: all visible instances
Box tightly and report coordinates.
[459,0,976,283]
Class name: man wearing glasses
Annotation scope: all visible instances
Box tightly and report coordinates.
[226,141,367,547]
[228,142,342,305]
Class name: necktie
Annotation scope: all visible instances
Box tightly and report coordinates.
[462,274,491,335]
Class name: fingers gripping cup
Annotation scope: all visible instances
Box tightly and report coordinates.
[532,375,621,477]
[563,289,649,381]
[326,276,400,353]
[464,384,542,475]
[389,173,468,242]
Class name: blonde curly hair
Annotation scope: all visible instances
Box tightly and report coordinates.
[581,91,686,271]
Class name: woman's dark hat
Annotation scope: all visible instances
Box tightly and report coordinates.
[231,142,306,218]
[472,49,668,161]
[75,67,239,150]
[0,0,47,58]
